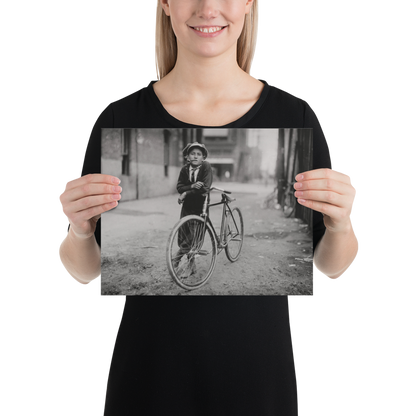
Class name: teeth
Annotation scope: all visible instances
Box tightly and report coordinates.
[194,26,223,33]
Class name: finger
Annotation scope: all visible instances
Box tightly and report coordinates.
[62,183,122,205]
[294,178,353,196]
[64,193,122,217]
[296,169,351,185]
[65,174,120,192]
[294,190,348,208]
[70,201,119,225]
[297,198,348,221]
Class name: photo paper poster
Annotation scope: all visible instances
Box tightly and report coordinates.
[101,128,313,295]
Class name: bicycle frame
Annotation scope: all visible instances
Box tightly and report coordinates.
[200,189,237,251]
[166,186,244,290]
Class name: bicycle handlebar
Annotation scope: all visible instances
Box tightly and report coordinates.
[210,186,232,194]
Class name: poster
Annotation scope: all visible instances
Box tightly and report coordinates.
[101,128,313,295]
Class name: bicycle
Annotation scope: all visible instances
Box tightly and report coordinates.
[166,186,244,290]
[281,140,299,217]
[261,185,279,210]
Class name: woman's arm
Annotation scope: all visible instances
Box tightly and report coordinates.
[313,219,358,279]
[295,168,358,278]
[59,227,101,284]
[59,174,122,283]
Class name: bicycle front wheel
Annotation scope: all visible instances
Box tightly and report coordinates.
[224,207,244,262]
[166,215,217,290]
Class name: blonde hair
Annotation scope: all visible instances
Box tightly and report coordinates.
[155,0,258,79]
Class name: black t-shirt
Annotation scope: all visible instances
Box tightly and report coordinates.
[76,77,334,254]
[81,80,331,416]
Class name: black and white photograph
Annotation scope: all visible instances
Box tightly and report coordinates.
[101,128,313,295]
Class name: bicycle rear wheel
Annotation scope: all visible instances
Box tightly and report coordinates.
[224,207,244,262]
[166,215,217,290]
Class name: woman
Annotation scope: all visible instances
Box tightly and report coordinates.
[60,1,357,414]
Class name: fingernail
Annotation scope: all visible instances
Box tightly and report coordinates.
[112,177,121,184]
[113,186,122,192]
[296,174,304,181]
[298,198,306,204]
[294,182,302,189]
[295,191,303,197]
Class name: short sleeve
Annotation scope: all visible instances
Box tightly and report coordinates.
[303,103,332,252]
[68,104,114,247]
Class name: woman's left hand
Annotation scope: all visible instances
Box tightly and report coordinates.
[294,168,356,233]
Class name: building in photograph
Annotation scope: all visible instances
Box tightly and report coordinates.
[201,129,263,182]
[102,128,182,201]
[101,128,298,202]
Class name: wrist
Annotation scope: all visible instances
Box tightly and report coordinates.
[324,217,353,235]
[68,226,95,242]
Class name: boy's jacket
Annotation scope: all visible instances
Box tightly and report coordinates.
[177,161,213,216]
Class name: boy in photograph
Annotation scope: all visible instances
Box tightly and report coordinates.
[177,142,212,214]
[174,142,213,273]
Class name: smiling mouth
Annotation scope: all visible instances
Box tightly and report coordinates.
[189,25,228,33]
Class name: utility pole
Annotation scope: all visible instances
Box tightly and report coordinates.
[276,129,285,206]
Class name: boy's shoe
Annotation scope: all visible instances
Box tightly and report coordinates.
[190,259,197,275]
[172,250,185,269]
[172,251,196,278]
[181,259,197,279]
[172,257,180,269]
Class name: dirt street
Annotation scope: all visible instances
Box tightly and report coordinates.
[101,182,313,296]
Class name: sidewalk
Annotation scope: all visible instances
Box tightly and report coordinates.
[209,181,273,196]
[103,181,275,236]
[103,193,179,237]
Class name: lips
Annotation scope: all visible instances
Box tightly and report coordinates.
[188,25,228,37]
[189,25,228,29]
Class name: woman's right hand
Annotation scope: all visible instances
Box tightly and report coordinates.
[60,174,122,240]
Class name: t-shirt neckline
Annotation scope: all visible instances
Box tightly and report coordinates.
[147,79,269,128]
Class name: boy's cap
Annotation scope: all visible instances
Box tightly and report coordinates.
[182,142,208,158]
